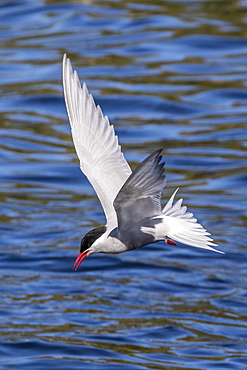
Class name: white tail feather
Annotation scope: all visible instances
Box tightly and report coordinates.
[157,189,224,254]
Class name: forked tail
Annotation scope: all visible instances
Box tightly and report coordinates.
[160,188,224,254]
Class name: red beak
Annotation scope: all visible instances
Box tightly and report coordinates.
[73,250,90,271]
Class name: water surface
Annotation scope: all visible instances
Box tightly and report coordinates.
[0,0,247,369]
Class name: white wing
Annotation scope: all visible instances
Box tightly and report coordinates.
[161,188,224,253]
[62,54,132,229]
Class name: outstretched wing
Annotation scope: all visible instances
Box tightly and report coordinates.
[161,188,223,253]
[114,150,166,232]
[63,54,131,229]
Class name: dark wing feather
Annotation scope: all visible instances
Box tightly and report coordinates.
[113,150,166,232]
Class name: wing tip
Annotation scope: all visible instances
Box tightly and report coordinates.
[205,246,225,254]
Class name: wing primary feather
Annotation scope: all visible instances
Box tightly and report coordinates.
[63,54,131,230]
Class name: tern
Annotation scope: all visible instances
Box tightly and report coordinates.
[62,54,223,271]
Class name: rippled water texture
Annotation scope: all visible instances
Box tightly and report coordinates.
[0,0,247,369]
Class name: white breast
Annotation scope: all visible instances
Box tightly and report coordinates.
[92,232,128,254]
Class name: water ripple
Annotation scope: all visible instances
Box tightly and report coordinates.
[0,0,246,369]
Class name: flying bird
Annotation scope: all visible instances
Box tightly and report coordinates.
[62,54,223,271]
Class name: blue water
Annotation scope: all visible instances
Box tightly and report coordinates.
[0,0,247,369]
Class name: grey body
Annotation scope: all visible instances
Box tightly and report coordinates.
[80,150,165,255]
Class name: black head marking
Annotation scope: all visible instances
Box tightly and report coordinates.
[80,226,107,253]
